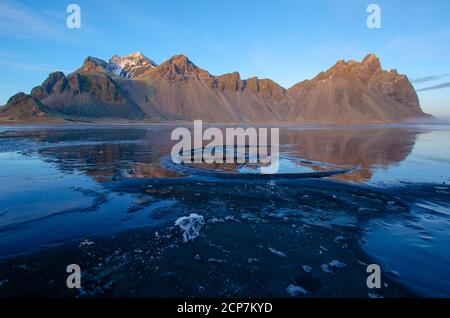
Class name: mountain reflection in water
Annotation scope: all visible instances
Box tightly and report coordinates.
[0,125,449,297]
[3,126,424,183]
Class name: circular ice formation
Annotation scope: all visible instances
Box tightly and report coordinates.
[160,147,359,180]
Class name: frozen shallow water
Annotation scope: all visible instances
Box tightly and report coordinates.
[0,125,449,297]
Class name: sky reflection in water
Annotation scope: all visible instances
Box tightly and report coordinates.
[0,125,449,296]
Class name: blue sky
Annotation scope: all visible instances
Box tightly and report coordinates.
[1,0,449,119]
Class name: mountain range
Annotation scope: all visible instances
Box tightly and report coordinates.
[0,52,432,124]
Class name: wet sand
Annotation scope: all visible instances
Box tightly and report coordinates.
[0,213,410,298]
[3,178,445,298]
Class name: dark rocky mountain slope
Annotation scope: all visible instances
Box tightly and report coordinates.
[0,52,431,124]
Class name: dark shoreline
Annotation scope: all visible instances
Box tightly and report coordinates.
[0,208,414,298]
[1,178,448,298]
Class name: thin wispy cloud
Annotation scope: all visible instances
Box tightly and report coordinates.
[41,9,67,22]
[0,0,106,52]
[412,74,449,84]
[0,0,62,39]
[96,0,228,57]
[0,58,68,73]
[417,82,450,92]
[384,28,450,61]
[0,0,102,43]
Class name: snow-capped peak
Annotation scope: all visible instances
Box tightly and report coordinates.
[109,52,158,78]
[128,52,145,58]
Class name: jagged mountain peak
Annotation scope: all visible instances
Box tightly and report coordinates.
[163,54,198,72]
[127,51,146,58]
[360,53,382,73]
[109,52,158,79]
[156,54,212,81]
[287,53,428,122]
[362,53,380,64]
[303,54,384,83]
[77,56,111,74]
[167,54,191,64]
[75,53,159,79]
[0,92,51,122]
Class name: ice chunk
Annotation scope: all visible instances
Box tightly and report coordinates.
[207,258,227,264]
[0,279,9,287]
[321,260,346,273]
[286,284,308,296]
[268,247,287,258]
[207,217,225,224]
[79,238,95,248]
[321,264,333,273]
[302,265,313,273]
[174,214,205,243]
[329,260,346,268]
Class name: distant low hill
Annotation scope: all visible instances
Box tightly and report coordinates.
[0,52,432,124]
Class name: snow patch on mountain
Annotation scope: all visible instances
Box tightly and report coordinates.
[109,52,158,79]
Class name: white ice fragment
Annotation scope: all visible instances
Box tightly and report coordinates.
[268,247,287,258]
[224,216,240,222]
[329,260,346,268]
[321,260,346,273]
[0,279,9,287]
[357,260,368,266]
[321,264,333,273]
[302,265,313,273]
[207,217,225,224]
[207,258,227,264]
[174,214,205,243]
[79,238,95,248]
[286,284,308,297]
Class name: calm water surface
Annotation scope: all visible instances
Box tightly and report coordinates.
[0,125,449,296]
